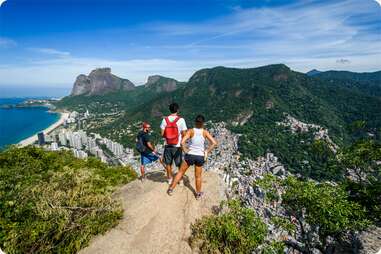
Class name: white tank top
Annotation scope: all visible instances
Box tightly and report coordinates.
[188,128,205,156]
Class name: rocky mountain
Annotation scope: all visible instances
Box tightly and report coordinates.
[144,75,181,93]
[57,64,381,179]
[52,64,381,254]
[71,68,135,96]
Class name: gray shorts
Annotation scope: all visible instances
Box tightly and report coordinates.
[163,146,182,167]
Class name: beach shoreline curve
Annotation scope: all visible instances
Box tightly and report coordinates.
[18,111,70,147]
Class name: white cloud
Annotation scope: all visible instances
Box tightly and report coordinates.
[28,47,71,57]
[0,0,7,8]
[1,52,380,87]
[0,0,380,87]
[152,0,381,65]
[0,37,16,48]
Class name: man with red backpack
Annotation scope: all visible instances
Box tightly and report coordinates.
[160,103,187,184]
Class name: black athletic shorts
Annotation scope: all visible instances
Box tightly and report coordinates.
[184,154,205,167]
[163,146,183,167]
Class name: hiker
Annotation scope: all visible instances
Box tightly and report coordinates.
[160,103,188,184]
[136,122,162,181]
[167,115,217,199]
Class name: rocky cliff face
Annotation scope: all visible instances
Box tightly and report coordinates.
[71,68,135,96]
[144,75,179,93]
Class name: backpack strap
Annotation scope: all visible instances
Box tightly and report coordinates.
[165,116,180,125]
[172,116,180,124]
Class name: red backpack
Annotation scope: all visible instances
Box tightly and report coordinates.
[163,116,180,145]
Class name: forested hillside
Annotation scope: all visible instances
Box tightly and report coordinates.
[55,64,381,180]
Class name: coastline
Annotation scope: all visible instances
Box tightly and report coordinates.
[18,111,70,147]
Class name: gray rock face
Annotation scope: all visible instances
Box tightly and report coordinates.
[71,68,135,96]
[144,75,179,93]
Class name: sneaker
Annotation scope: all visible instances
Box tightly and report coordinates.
[167,188,174,196]
[167,178,173,185]
[195,192,204,200]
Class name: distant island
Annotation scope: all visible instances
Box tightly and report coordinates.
[0,98,58,109]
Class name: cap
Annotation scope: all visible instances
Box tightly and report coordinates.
[142,122,151,128]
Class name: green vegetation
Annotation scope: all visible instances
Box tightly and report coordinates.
[281,176,369,253]
[253,139,380,252]
[310,70,381,97]
[189,200,281,254]
[340,139,381,223]
[235,111,342,181]
[194,138,380,254]
[202,174,371,254]
[0,146,137,253]
[54,64,381,181]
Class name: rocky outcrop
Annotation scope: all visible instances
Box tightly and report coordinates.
[144,75,179,93]
[71,68,135,96]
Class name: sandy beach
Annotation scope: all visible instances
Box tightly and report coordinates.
[18,112,70,147]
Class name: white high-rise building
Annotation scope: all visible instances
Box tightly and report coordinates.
[72,133,82,149]
[103,138,125,158]
[72,149,88,159]
[78,130,87,144]
[66,131,74,147]
[58,132,67,146]
[88,138,97,154]
[50,142,58,151]
[84,109,90,119]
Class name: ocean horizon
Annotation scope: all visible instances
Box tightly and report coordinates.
[0,98,60,148]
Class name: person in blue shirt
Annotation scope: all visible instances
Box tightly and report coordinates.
[137,122,163,181]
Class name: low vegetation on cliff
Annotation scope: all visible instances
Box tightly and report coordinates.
[0,146,137,253]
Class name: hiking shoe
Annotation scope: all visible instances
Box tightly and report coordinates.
[167,188,174,196]
[195,192,204,200]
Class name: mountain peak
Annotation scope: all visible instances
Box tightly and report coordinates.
[306,69,322,76]
[89,67,112,76]
[70,67,135,96]
[144,75,179,92]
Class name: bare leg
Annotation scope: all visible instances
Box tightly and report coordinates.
[140,165,145,178]
[159,157,166,170]
[170,161,190,190]
[195,165,203,193]
[166,164,173,180]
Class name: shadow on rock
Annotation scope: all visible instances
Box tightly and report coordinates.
[146,171,167,183]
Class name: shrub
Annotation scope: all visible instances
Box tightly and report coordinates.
[0,146,137,253]
[190,200,268,254]
[281,176,369,253]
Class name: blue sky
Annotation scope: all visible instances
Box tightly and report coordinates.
[0,0,380,88]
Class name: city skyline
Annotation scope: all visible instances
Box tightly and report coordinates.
[0,0,380,88]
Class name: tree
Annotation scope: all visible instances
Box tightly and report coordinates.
[340,139,381,223]
[281,177,369,254]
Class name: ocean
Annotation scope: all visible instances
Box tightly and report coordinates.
[0,98,60,148]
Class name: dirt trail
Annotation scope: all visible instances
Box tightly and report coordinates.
[80,169,225,254]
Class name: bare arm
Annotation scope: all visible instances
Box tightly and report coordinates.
[181,129,192,153]
[146,142,155,152]
[204,130,217,155]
